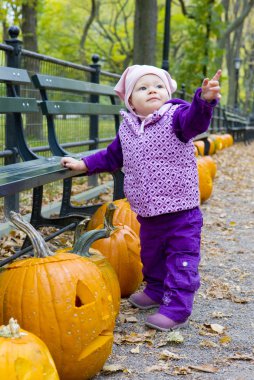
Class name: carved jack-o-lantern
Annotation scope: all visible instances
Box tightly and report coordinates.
[0,212,115,380]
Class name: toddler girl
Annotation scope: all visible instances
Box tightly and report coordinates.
[61,65,221,331]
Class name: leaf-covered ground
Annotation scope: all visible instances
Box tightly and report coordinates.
[0,142,253,379]
[94,142,254,380]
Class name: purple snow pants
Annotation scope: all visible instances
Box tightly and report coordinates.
[137,207,203,323]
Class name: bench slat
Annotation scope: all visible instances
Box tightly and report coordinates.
[0,97,38,113]
[0,67,31,85]
[0,157,84,197]
[32,74,117,96]
[39,101,122,115]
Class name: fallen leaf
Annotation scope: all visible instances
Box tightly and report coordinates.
[227,354,254,361]
[212,311,231,318]
[199,339,218,348]
[146,363,169,372]
[219,335,231,345]
[130,345,140,354]
[210,323,225,334]
[101,364,126,374]
[159,350,183,360]
[188,364,218,373]
[125,316,138,323]
[166,331,184,343]
[172,366,191,375]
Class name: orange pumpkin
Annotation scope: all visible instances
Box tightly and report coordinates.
[194,140,205,156]
[210,134,223,151]
[197,157,213,203]
[221,133,234,148]
[0,318,59,379]
[87,198,140,236]
[59,228,121,316]
[207,137,216,155]
[224,133,234,146]
[201,155,217,179]
[0,212,115,380]
[91,203,143,297]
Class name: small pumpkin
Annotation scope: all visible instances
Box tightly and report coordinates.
[210,134,223,151]
[194,140,205,156]
[87,198,140,236]
[207,137,216,155]
[197,157,213,203]
[91,203,143,297]
[0,318,59,379]
[0,212,115,380]
[58,226,121,317]
[224,133,234,146]
[220,133,234,148]
[201,155,217,179]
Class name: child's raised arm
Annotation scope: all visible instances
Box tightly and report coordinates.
[201,69,222,102]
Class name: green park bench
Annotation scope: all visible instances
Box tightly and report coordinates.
[31,72,124,216]
[0,66,124,259]
[223,109,249,143]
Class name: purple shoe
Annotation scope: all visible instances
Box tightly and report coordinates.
[145,312,189,332]
[128,292,160,310]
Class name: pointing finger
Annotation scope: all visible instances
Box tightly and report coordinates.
[212,69,222,81]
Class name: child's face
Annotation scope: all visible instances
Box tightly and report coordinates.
[129,74,170,117]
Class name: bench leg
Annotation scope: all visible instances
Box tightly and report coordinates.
[112,169,125,200]
[59,171,125,217]
[22,186,87,249]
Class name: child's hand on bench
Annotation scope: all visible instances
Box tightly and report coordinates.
[61,157,88,172]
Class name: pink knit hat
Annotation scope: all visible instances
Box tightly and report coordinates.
[114,65,177,113]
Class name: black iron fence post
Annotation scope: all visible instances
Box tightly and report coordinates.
[180,83,185,100]
[88,54,101,187]
[4,26,22,215]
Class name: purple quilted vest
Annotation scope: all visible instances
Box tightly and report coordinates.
[119,104,200,217]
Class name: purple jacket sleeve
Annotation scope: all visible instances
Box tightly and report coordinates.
[82,133,123,175]
[170,88,218,142]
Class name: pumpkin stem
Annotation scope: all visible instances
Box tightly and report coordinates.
[73,216,91,245]
[104,203,117,232]
[9,211,53,258]
[0,318,26,338]
[72,229,110,257]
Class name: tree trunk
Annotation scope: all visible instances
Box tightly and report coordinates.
[22,0,43,140]
[133,0,157,65]
[80,0,98,65]
[215,0,254,107]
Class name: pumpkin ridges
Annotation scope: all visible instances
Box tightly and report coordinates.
[1,213,116,380]
[197,157,213,203]
[92,224,142,297]
[0,252,115,380]
[42,261,65,369]
[201,155,217,179]
[1,268,17,325]
[87,199,140,235]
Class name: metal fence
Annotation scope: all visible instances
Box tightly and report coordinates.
[0,27,251,222]
[0,28,237,164]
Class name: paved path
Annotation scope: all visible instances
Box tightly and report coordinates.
[95,142,254,380]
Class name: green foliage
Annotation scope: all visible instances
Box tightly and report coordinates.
[1,0,253,106]
[165,0,224,92]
